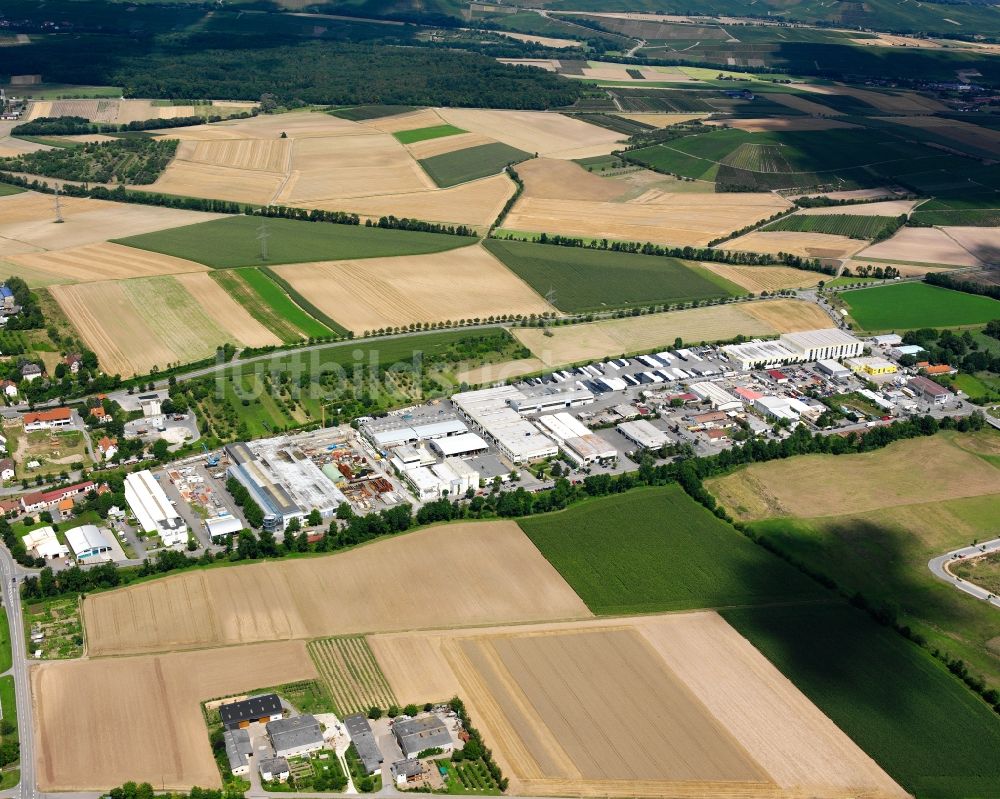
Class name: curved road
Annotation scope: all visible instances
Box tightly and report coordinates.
[928,537,1000,609]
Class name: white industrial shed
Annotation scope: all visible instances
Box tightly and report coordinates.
[206,514,243,541]
[125,469,189,547]
[535,413,616,465]
[689,381,743,412]
[780,329,863,361]
[617,420,670,450]
[429,432,489,458]
[452,386,557,463]
[65,524,116,561]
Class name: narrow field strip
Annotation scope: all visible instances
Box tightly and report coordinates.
[308,636,397,715]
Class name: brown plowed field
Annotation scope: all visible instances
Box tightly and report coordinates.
[518,157,627,201]
[33,640,317,791]
[173,272,281,348]
[0,192,225,253]
[274,245,553,334]
[708,432,1000,520]
[725,231,865,259]
[7,242,210,284]
[700,264,823,293]
[370,613,905,798]
[505,193,789,247]
[82,522,592,657]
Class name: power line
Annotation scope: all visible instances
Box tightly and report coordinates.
[256,219,270,262]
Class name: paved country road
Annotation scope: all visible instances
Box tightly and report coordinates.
[928,536,1000,610]
[0,548,35,799]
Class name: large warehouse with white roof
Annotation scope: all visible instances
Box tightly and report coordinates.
[125,470,189,547]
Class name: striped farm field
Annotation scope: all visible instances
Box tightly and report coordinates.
[763,214,902,241]
[210,268,331,343]
[308,636,397,716]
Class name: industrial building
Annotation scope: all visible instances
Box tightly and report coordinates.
[267,714,325,758]
[403,458,479,500]
[393,716,453,759]
[721,340,799,371]
[205,513,243,542]
[845,356,897,376]
[226,438,348,533]
[224,728,253,776]
[891,344,925,359]
[220,694,283,730]
[780,329,863,362]
[871,334,902,347]
[452,386,558,463]
[689,382,743,412]
[755,395,813,422]
[507,384,594,414]
[535,412,616,466]
[908,375,951,404]
[64,524,116,561]
[364,417,468,450]
[428,432,489,459]
[617,420,670,450]
[817,359,850,380]
[21,527,69,560]
[344,714,383,775]
[125,470,189,547]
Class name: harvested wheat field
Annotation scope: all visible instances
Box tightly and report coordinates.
[708,433,1000,521]
[82,522,591,657]
[0,192,225,252]
[940,226,1000,262]
[613,113,707,128]
[33,640,317,791]
[51,275,245,376]
[742,298,832,332]
[365,108,445,134]
[506,193,789,247]
[725,230,866,259]
[370,613,904,798]
[173,272,280,348]
[518,157,627,202]
[7,242,209,285]
[701,264,823,293]
[455,357,548,386]
[496,30,581,48]
[154,110,362,141]
[276,133,432,204]
[856,227,983,267]
[796,199,918,217]
[799,84,946,113]
[705,117,858,132]
[176,138,292,172]
[434,108,623,160]
[842,259,954,278]
[768,94,844,115]
[150,158,286,205]
[274,245,553,334]
[309,173,515,229]
[513,303,784,366]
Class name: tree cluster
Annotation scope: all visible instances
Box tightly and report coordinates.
[0,137,177,185]
[12,111,254,137]
[926,271,1000,302]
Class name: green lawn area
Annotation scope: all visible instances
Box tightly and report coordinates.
[393,124,465,144]
[419,142,532,188]
[842,282,1000,331]
[723,603,1000,799]
[0,673,18,780]
[0,184,24,197]
[483,238,739,313]
[0,610,11,675]
[240,268,332,339]
[518,486,823,614]
[114,216,469,269]
[950,372,1000,401]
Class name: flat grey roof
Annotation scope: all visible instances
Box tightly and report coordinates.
[224,728,252,770]
[260,757,289,775]
[267,714,324,752]
[394,715,451,757]
[345,714,383,773]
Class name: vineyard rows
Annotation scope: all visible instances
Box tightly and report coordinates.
[308,636,397,716]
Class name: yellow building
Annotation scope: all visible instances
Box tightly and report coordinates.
[845,356,898,376]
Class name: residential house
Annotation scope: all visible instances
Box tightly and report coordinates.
[63,354,82,374]
[259,757,290,783]
[20,480,95,513]
[0,285,14,311]
[1,380,17,398]
[0,456,15,481]
[98,436,118,461]
[89,406,108,422]
[23,407,73,431]
[20,363,42,382]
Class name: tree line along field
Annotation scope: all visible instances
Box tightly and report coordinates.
[842,282,1000,330]
[517,483,1000,797]
[329,106,420,121]
[114,216,471,269]
[418,143,533,188]
[483,238,740,313]
[764,214,902,241]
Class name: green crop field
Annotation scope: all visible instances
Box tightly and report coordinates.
[210,268,331,342]
[393,124,465,144]
[0,183,24,197]
[0,610,10,674]
[518,486,823,614]
[483,238,739,312]
[115,216,469,268]
[764,214,901,240]
[843,282,1000,330]
[723,603,1000,799]
[419,142,532,188]
[328,105,420,121]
